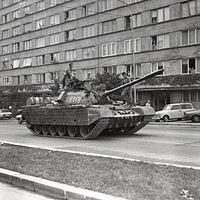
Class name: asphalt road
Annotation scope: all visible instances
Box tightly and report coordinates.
[0,119,200,168]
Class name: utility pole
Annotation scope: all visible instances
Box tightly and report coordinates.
[117,0,137,104]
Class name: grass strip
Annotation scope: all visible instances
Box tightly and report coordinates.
[0,143,199,200]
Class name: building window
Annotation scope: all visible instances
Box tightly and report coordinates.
[2,0,9,8]
[12,43,20,52]
[102,42,117,57]
[2,13,10,23]
[50,72,60,80]
[24,5,31,15]
[124,39,133,54]
[102,20,117,34]
[182,29,198,45]
[13,26,21,36]
[36,74,46,83]
[131,13,142,28]
[49,34,60,45]
[50,14,60,26]
[23,58,32,67]
[136,63,141,77]
[3,77,10,86]
[82,46,95,59]
[36,37,45,48]
[50,0,57,7]
[24,40,32,50]
[2,29,10,39]
[13,0,19,4]
[151,62,164,75]
[181,0,198,17]
[81,3,96,17]
[152,34,169,50]
[2,61,10,70]
[66,50,77,61]
[151,7,170,23]
[36,55,45,65]
[65,9,76,21]
[82,25,95,38]
[125,16,131,30]
[182,58,196,74]
[103,66,117,74]
[99,0,116,12]
[82,69,95,79]
[2,45,10,54]
[24,75,32,84]
[36,1,45,11]
[36,19,45,30]
[13,60,20,69]
[124,38,141,53]
[12,76,20,85]
[13,10,20,19]
[135,38,141,52]
[24,23,32,33]
[50,53,60,63]
[65,29,76,41]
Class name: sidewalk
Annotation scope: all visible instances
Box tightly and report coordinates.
[0,168,126,200]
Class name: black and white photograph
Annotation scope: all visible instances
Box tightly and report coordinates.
[0,0,200,199]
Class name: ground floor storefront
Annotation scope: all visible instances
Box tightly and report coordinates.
[137,89,200,111]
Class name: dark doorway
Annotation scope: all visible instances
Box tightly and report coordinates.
[153,91,170,111]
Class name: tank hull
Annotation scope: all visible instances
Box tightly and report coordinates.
[23,105,155,139]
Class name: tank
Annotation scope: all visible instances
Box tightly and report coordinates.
[22,69,164,140]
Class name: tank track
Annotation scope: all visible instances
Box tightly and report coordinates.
[26,118,110,140]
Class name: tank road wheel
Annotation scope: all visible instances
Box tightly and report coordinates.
[57,125,66,136]
[42,125,49,136]
[80,126,90,138]
[68,126,78,137]
[49,125,58,136]
[33,125,42,135]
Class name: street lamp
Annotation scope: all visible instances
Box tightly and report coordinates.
[117,0,137,104]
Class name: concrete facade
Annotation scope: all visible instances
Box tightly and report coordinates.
[0,0,200,110]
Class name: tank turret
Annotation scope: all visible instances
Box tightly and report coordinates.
[22,69,164,139]
[53,68,164,106]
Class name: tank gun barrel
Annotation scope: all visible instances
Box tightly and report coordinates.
[102,69,164,97]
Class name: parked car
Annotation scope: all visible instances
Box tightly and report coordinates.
[153,103,195,122]
[184,110,200,123]
[0,109,12,119]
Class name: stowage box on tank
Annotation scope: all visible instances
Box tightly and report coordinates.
[22,69,163,140]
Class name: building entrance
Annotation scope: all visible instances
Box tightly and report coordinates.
[153,91,170,111]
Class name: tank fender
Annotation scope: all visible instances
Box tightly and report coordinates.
[131,106,155,115]
[88,106,113,124]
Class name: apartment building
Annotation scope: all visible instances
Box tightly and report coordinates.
[0,0,200,110]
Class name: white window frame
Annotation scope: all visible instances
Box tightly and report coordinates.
[13,60,20,68]
[181,58,197,74]
[3,77,10,86]
[181,29,197,46]
[102,42,117,57]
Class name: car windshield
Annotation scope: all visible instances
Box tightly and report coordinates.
[163,105,171,110]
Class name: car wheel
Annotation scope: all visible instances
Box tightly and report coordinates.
[18,118,23,124]
[192,115,200,123]
[163,115,169,122]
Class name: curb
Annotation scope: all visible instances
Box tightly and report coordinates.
[0,168,127,200]
[149,121,200,127]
